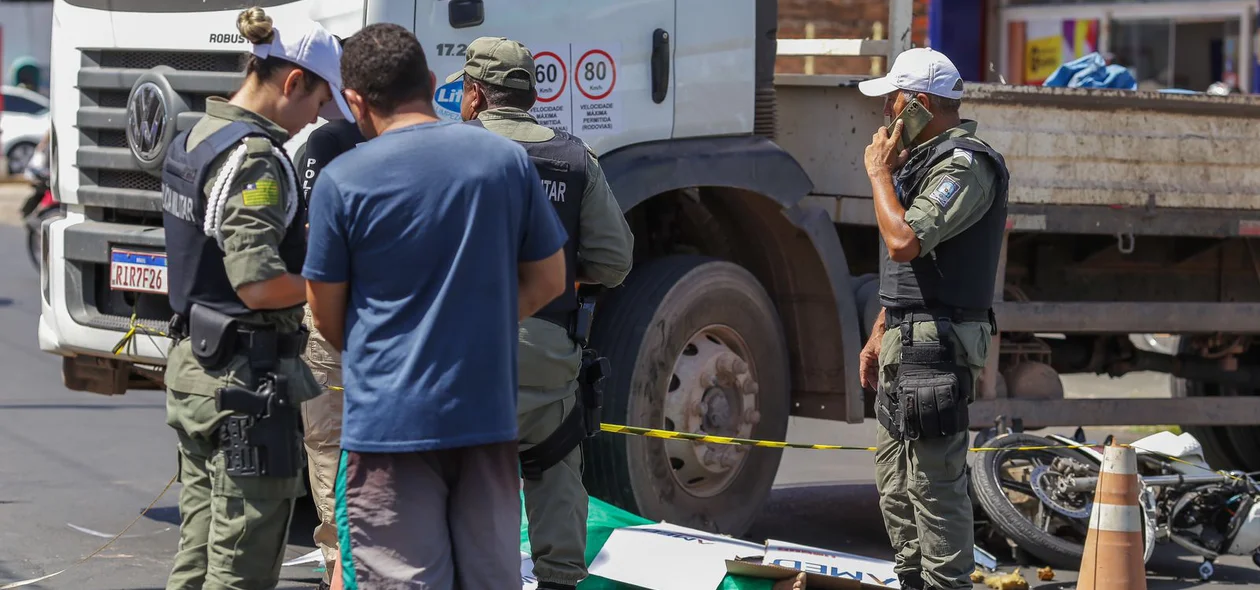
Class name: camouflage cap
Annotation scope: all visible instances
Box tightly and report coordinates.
[444,36,535,91]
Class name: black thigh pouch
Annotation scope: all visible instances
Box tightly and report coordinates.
[884,321,972,441]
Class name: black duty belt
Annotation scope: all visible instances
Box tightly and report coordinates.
[886,306,997,332]
[169,316,308,359]
[231,328,309,360]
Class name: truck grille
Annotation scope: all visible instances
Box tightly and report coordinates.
[67,49,246,333]
[76,49,245,219]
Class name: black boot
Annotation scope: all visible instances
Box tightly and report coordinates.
[897,572,925,590]
[537,583,577,590]
[315,582,331,590]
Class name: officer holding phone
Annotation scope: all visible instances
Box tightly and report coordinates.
[857,48,1010,590]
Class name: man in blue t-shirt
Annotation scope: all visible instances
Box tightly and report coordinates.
[303,23,568,590]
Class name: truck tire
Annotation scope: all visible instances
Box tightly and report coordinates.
[1172,340,1260,473]
[582,255,792,536]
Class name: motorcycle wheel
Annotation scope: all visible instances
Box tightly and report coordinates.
[970,432,1155,569]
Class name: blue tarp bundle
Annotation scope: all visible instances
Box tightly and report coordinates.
[1042,52,1138,90]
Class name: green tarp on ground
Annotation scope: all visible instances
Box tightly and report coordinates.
[520,492,776,590]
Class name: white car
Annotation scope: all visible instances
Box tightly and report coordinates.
[2,85,50,177]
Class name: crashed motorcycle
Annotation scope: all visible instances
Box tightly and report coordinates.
[971,428,1260,581]
[19,145,61,272]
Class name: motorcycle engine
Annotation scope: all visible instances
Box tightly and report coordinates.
[1169,485,1252,556]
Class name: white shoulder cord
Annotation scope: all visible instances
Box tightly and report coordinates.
[204,142,249,248]
[203,141,300,249]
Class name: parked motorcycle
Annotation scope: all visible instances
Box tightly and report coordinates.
[971,428,1260,581]
[19,144,61,272]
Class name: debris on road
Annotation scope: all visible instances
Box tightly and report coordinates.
[1036,566,1054,581]
[980,569,1030,590]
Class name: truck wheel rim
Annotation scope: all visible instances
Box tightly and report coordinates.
[661,324,761,498]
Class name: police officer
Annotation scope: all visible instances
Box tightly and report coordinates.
[857,48,1009,590]
[158,8,354,589]
[451,36,634,590]
[293,116,364,590]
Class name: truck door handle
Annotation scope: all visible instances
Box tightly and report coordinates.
[651,28,670,104]
[448,0,484,29]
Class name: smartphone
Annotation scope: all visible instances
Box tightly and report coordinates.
[887,97,934,151]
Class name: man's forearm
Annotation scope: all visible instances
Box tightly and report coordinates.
[236,273,307,310]
[306,281,347,352]
[869,307,887,344]
[870,170,921,261]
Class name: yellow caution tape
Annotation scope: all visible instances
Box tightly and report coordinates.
[598,423,879,451]
[111,310,168,357]
[0,474,178,589]
[325,387,1237,474]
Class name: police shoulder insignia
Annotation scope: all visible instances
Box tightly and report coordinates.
[927,175,962,210]
[952,148,974,166]
[242,179,281,207]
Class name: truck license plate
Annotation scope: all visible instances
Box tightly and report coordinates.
[109,249,168,295]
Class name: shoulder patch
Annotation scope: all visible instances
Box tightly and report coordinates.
[952,148,974,166]
[242,179,280,207]
[926,175,962,210]
[244,136,273,156]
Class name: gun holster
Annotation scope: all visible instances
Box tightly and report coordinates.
[518,348,610,481]
[876,317,971,442]
[214,372,304,478]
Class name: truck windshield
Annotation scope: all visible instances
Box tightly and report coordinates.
[61,0,303,12]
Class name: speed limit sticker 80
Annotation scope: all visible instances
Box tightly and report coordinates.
[572,44,621,135]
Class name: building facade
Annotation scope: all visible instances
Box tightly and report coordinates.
[775,0,1259,94]
[1001,0,1256,93]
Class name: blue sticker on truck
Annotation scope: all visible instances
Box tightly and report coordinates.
[433,79,464,122]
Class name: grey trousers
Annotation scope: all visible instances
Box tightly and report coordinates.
[336,442,521,590]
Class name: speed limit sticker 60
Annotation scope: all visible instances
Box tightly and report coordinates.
[533,51,567,103]
[575,49,616,101]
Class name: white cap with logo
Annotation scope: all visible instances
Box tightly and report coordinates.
[251,21,356,123]
[858,47,964,100]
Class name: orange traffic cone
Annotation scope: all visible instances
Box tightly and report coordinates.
[1077,441,1147,590]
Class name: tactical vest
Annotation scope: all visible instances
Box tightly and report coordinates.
[467,117,587,330]
[161,120,306,318]
[878,133,1010,313]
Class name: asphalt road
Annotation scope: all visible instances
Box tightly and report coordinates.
[0,202,1257,589]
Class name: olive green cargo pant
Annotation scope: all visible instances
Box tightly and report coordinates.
[300,305,344,585]
[519,385,589,587]
[874,319,990,590]
[165,390,306,590]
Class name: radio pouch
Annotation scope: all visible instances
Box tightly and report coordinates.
[189,304,240,371]
[886,319,971,441]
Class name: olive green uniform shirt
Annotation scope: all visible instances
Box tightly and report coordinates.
[475,107,634,413]
[163,97,320,403]
[880,121,1001,392]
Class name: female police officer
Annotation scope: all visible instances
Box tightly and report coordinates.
[158,7,354,589]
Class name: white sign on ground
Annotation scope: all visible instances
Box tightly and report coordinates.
[589,522,765,590]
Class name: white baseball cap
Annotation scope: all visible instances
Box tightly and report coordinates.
[858,47,964,100]
[251,20,355,123]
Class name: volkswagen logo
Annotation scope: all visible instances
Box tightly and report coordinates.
[125,72,186,174]
[126,81,167,163]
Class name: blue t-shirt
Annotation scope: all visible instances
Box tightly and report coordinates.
[302,120,568,453]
